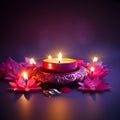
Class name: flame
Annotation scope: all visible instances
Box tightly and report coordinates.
[48,55,52,60]
[22,72,28,80]
[90,67,95,72]
[93,57,98,62]
[29,58,36,65]
[58,52,62,63]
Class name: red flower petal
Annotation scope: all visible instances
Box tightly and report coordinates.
[78,87,89,91]
[30,87,42,91]
[9,82,17,87]
[27,78,36,87]
[61,87,71,93]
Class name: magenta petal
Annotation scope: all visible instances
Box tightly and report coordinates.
[25,57,30,63]
[36,82,41,86]
[17,78,26,88]
[97,82,111,91]
[27,78,36,87]
[9,82,17,87]
[100,70,109,77]
[30,87,42,91]
[4,76,14,80]
[25,87,30,92]
[78,87,89,91]
[78,82,84,86]
[7,72,16,78]
[7,87,22,91]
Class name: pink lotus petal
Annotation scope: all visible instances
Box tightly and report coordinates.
[25,57,30,63]
[17,78,26,88]
[78,87,89,91]
[0,57,26,81]
[4,76,15,80]
[36,82,41,86]
[6,72,17,78]
[30,87,42,91]
[7,87,20,91]
[27,78,36,87]
[78,82,84,86]
[78,76,111,92]
[9,82,17,87]
[96,82,111,91]
[8,75,42,92]
[25,87,30,92]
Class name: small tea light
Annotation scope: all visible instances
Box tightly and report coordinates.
[90,66,95,73]
[42,52,78,72]
[22,72,28,85]
[93,57,98,63]
[29,58,36,65]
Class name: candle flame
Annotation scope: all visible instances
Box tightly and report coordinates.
[90,67,95,72]
[58,52,62,63]
[22,72,28,80]
[93,57,98,62]
[29,58,36,65]
[48,55,52,60]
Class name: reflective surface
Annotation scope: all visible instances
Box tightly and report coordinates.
[0,1,120,120]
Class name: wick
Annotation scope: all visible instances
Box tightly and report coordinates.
[24,79,28,85]
[91,71,93,74]
[59,61,60,63]
[26,81,27,85]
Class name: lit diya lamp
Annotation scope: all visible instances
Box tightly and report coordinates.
[88,56,108,78]
[42,52,78,72]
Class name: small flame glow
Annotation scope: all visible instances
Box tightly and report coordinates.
[58,52,62,63]
[90,67,95,72]
[22,72,28,80]
[48,55,52,59]
[29,58,36,65]
[93,57,98,62]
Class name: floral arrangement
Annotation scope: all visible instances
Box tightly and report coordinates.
[0,57,111,97]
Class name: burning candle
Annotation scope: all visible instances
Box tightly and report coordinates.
[90,66,95,73]
[29,58,36,65]
[93,57,98,63]
[42,52,78,72]
[88,56,107,78]
[58,52,62,63]
[22,72,28,85]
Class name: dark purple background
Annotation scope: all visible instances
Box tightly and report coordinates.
[0,1,120,120]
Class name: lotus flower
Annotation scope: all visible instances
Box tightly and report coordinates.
[0,57,24,81]
[86,61,109,78]
[78,77,111,92]
[8,77,42,92]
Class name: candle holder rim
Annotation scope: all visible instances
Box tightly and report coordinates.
[43,58,78,63]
